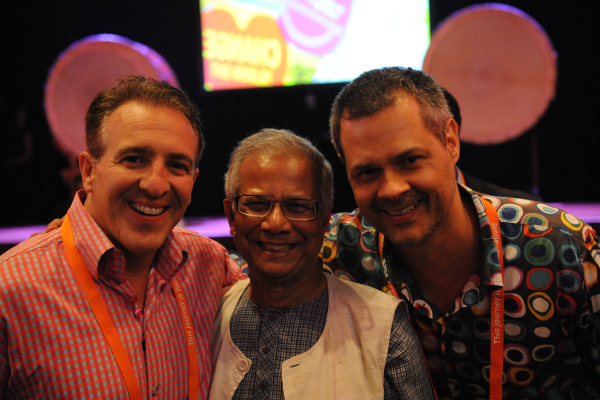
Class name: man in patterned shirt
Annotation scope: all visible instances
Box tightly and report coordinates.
[0,77,244,398]
[323,67,600,399]
[209,128,433,399]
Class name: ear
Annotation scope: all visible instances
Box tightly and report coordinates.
[444,118,460,164]
[192,168,199,183]
[320,205,333,231]
[223,198,236,236]
[79,152,96,193]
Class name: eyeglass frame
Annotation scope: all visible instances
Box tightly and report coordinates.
[233,194,321,221]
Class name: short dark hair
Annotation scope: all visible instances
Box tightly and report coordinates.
[85,76,204,167]
[441,88,461,132]
[330,67,452,162]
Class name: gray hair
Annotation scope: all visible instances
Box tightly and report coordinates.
[330,67,452,162]
[224,128,334,214]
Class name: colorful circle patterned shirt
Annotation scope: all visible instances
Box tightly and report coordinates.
[321,185,600,399]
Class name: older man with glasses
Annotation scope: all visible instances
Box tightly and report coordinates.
[209,128,433,400]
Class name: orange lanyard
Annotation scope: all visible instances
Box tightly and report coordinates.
[483,199,505,400]
[378,198,504,399]
[61,214,199,400]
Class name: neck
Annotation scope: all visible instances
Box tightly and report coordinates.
[248,262,327,309]
[394,187,482,314]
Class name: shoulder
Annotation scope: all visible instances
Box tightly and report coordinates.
[0,229,63,267]
[220,279,250,306]
[171,228,247,283]
[327,209,376,233]
[474,192,600,265]
[171,227,230,257]
[0,230,68,304]
[323,209,378,255]
[476,192,594,235]
[327,274,400,308]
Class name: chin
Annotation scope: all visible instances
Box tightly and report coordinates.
[386,218,441,247]
[118,234,169,256]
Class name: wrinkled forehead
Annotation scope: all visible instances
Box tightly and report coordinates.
[102,102,199,154]
[239,151,319,189]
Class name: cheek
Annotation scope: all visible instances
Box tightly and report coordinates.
[351,185,375,208]
[176,180,196,203]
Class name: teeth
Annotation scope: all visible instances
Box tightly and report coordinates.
[132,203,165,216]
[262,242,293,251]
[387,201,419,216]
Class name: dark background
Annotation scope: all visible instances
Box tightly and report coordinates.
[1,1,598,227]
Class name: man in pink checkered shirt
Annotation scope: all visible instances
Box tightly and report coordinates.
[0,76,245,398]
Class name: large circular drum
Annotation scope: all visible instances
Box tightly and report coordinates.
[423,4,557,144]
[45,34,179,157]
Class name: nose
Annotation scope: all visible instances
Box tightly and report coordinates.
[378,169,410,200]
[261,203,292,234]
[139,163,170,198]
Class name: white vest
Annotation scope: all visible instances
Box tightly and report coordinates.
[209,273,405,400]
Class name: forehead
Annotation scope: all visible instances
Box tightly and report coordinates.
[238,153,319,195]
[103,102,198,156]
[341,94,424,140]
[340,95,440,167]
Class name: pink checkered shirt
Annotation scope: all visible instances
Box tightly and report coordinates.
[0,193,245,399]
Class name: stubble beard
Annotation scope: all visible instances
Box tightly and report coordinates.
[378,181,457,249]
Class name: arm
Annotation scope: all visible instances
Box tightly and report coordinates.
[383,305,434,400]
[29,216,64,238]
[581,230,600,390]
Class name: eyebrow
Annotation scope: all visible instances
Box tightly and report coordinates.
[349,147,421,173]
[115,146,195,167]
[114,146,154,159]
[167,152,195,167]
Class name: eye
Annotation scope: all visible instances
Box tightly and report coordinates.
[170,162,190,173]
[285,201,312,213]
[122,156,144,164]
[242,199,271,212]
[405,156,418,164]
[355,168,380,181]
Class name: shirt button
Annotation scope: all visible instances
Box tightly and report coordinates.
[259,382,268,390]
[267,314,277,321]
[129,295,138,304]
[134,308,143,318]
[237,359,250,372]
[262,346,270,353]
[151,386,159,395]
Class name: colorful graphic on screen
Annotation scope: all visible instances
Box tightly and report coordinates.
[201,0,430,91]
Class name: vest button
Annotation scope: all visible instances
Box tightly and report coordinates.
[237,359,250,372]
[259,382,268,390]
[262,346,270,353]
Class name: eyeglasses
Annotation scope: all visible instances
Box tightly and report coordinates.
[234,195,320,221]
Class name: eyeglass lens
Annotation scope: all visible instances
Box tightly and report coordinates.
[237,195,317,220]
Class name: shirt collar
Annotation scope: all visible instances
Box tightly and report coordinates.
[455,165,466,186]
[67,190,188,283]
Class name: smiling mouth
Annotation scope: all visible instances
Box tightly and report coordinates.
[130,203,166,216]
[258,242,297,252]
[384,200,421,216]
